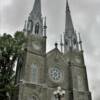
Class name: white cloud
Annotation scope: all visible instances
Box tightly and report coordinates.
[0,0,12,11]
[96,15,100,24]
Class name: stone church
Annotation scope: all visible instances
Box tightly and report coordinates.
[14,0,92,100]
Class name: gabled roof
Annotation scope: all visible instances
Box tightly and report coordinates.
[65,1,74,33]
[47,48,68,65]
[47,48,61,56]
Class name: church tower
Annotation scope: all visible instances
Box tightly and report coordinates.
[14,0,92,100]
[63,1,92,100]
[27,0,43,36]
[14,0,47,100]
[64,1,78,53]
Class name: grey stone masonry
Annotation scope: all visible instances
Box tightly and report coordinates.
[14,0,92,100]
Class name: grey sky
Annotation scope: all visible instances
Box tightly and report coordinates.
[0,0,100,100]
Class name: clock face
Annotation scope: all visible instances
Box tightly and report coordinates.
[49,67,63,82]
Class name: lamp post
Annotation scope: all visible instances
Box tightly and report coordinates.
[53,86,65,100]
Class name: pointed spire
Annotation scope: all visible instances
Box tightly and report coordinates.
[65,0,74,33]
[44,17,47,27]
[64,0,79,53]
[66,0,70,12]
[78,33,83,51]
[27,0,43,36]
[30,0,42,17]
[60,34,63,52]
[23,20,27,32]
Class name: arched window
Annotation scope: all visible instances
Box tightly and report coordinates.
[31,64,38,83]
[27,20,33,32]
[35,23,39,34]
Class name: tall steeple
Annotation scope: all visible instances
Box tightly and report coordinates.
[65,1,74,33]
[64,0,79,53]
[30,0,42,17]
[27,0,43,36]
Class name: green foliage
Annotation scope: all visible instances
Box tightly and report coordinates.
[0,31,26,100]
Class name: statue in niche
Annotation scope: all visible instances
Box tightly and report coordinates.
[65,39,68,46]
[73,38,77,45]
[35,23,39,34]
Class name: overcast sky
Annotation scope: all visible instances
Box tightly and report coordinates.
[0,0,100,100]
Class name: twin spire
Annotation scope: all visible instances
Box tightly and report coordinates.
[24,0,81,53]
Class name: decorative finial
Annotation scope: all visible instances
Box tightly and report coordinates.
[60,34,63,52]
[55,42,58,48]
[43,16,47,36]
[53,86,65,99]
[23,20,27,32]
[78,33,83,51]
[66,0,70,12]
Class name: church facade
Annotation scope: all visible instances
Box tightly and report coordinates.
[14,0,92,100]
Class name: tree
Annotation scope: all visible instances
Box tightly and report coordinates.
[0,31,26,100]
